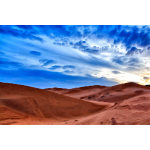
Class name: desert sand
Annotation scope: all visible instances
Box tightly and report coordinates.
[1,82,150,125]
[46,85,106,99]
[0,82,108,125]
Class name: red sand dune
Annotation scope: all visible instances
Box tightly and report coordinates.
[46,83,150,103]
[1,82,150,125]
[0,82,108,125]
[51,93,150,125]
[72,83,150,102]
[46,85,107,99]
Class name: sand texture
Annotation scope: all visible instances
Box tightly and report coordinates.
[1,82,150,125]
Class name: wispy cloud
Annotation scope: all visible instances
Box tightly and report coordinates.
[30,51,42,56]
[112,71,121,74]
[1,25,150,88]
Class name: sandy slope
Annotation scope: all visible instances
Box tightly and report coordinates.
[0,82,108,125]
[46,85,106,99]
[79,83,150,103]
[56,93,150,125]
[1,82,150,125]
[48,83,150,103]
[45,82,150,125]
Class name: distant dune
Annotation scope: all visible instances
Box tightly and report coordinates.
[46,85,107,99]
[78,82,150,103]
[46,83,150,103]
[1,82,150,125]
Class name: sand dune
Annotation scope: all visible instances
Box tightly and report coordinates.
[46,85,107,99]
[50,93,150,125]
[49,82,150,103]
[0,82,108,125]
[45,82,150,125]
[1,82,150,125]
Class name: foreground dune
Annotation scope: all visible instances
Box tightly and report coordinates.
[45,83,150,125]
[57,93,150,125]
[0,82,108,125]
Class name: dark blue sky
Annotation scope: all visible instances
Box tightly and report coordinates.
[0,25,150,88]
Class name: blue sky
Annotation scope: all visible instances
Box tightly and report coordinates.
[0,25,150,88]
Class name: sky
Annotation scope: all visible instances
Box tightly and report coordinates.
[0,25,150,89]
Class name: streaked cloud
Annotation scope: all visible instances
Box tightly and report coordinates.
[30,51,41,56]
[144,77,149,80]
[1,25,150,88]
[112,71,121,74]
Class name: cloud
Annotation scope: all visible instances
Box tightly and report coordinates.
[126,47,142,55]
[1,25,150,88]
[85,74,95,78]
[39,59,56,66]
[147,47,150,50]
[112,71,121,74]
[43,60,56,66]
[0,60,23,69]
[143,77,149,80]
[0,25,44,42]
[63,70,75,74]
[112,56,125,65]
[53,39,121,55]
[30,51,41,56]
[2,25,150,52]
[53,40,100,54]
[112,56,141,66]
[93,25,150,50]
[38,25,83,39]
[145,67,150,70]
[127,57,141,66]
[53,42,67,46]
[126,66,141,71]
[71,40,100,54]
[3,25,150,56]
[128,58,140,64]
[39,59,48,64]
[83,28,91,37]
[0,67,118,88]
[86,49,99,54]
[75,41,86,46]
[112,55,144,72]
[63,65,76,69]
[81,56,117,70]
[15,25,35,30]
[71,41,99,54]
[49,65,62,70]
